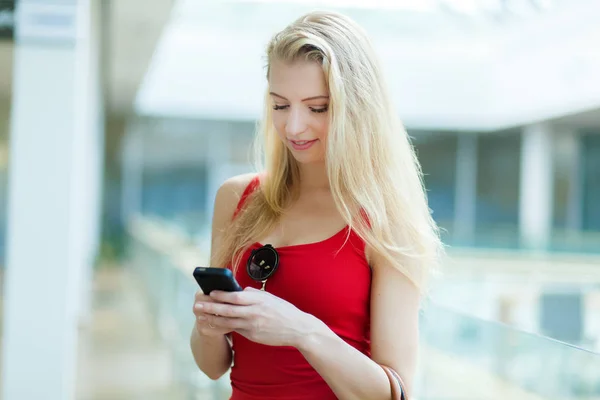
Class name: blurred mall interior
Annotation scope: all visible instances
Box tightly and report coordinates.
[0,0,599,399]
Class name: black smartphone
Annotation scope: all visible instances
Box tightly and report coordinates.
[193,267,243,295]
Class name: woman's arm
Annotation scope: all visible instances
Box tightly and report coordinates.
[201,247,421,399]
[190,173,257,380]
[190,327,232,380]
[296,249,421,400]
[296,321,393,400]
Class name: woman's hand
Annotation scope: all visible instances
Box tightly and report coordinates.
[196,287,324,348]
[192,289,235,338]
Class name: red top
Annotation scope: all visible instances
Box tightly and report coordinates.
[228,175,372,400]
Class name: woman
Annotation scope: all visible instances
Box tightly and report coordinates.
[191,10,442,400]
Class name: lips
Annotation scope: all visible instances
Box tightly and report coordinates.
[291,140,314,145]
[289,139,317,151]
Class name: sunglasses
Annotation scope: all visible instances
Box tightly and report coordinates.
[247,244,280,291]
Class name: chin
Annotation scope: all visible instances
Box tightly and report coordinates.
[295,157,324,165]
[288,150,325,165]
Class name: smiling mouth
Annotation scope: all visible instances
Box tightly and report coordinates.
[288,139,318,151]
[290,140,316,145]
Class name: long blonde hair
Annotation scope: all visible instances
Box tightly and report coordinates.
[214,11,443,294]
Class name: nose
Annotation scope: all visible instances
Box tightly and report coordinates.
[285,107,308,137]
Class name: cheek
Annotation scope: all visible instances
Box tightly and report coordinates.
[316,117,329,142]
[271,114,286,138]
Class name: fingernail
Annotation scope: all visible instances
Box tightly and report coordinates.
[198,315,206,321]
[196,303,203,310]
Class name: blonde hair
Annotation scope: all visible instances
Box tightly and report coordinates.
[214,10,443,294]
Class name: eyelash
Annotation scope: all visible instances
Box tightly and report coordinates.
[272,105,329,113]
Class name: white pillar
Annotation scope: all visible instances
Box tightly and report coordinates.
[76,0,104,327]
[454,134,478,244]
[1,1,101,399]
[564,130,583,232]
[519,123,554,250]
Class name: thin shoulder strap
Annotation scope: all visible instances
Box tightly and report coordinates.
[232,175,260,220]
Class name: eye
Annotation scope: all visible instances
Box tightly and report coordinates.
[310,106,328,113]
[273,105,289,111]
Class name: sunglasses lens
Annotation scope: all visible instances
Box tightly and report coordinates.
[248,247,278,281]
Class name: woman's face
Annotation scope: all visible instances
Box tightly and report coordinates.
[268,60,330,164]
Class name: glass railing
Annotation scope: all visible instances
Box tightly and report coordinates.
[439,224,600,255]
[125,215,600,400]
[418,304,600,400]
[126,215,232,399]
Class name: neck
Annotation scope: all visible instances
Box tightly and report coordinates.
[297,162,329,191]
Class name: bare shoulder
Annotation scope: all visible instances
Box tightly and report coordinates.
[216,173,258,204]
[213,173,258,225]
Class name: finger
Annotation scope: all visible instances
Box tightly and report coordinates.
[195,291,213,304]
[195,290,209,302]
[193,301,214,317]
[196,302,249,318]
[193,303,210,317]
[209,290,261,306]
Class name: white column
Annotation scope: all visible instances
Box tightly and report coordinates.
[454,134,478,244]
[1,1,101,399]
[519,123,554,250]
[564,130,583,232]
[76,0,104,327]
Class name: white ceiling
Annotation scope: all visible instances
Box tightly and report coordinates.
[136,0,600,131]
[108,0,174,115]
[1,0,599,131]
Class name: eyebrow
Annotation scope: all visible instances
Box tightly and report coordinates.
[269,92,329,102]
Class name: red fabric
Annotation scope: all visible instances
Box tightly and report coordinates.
[228,175,372,400]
